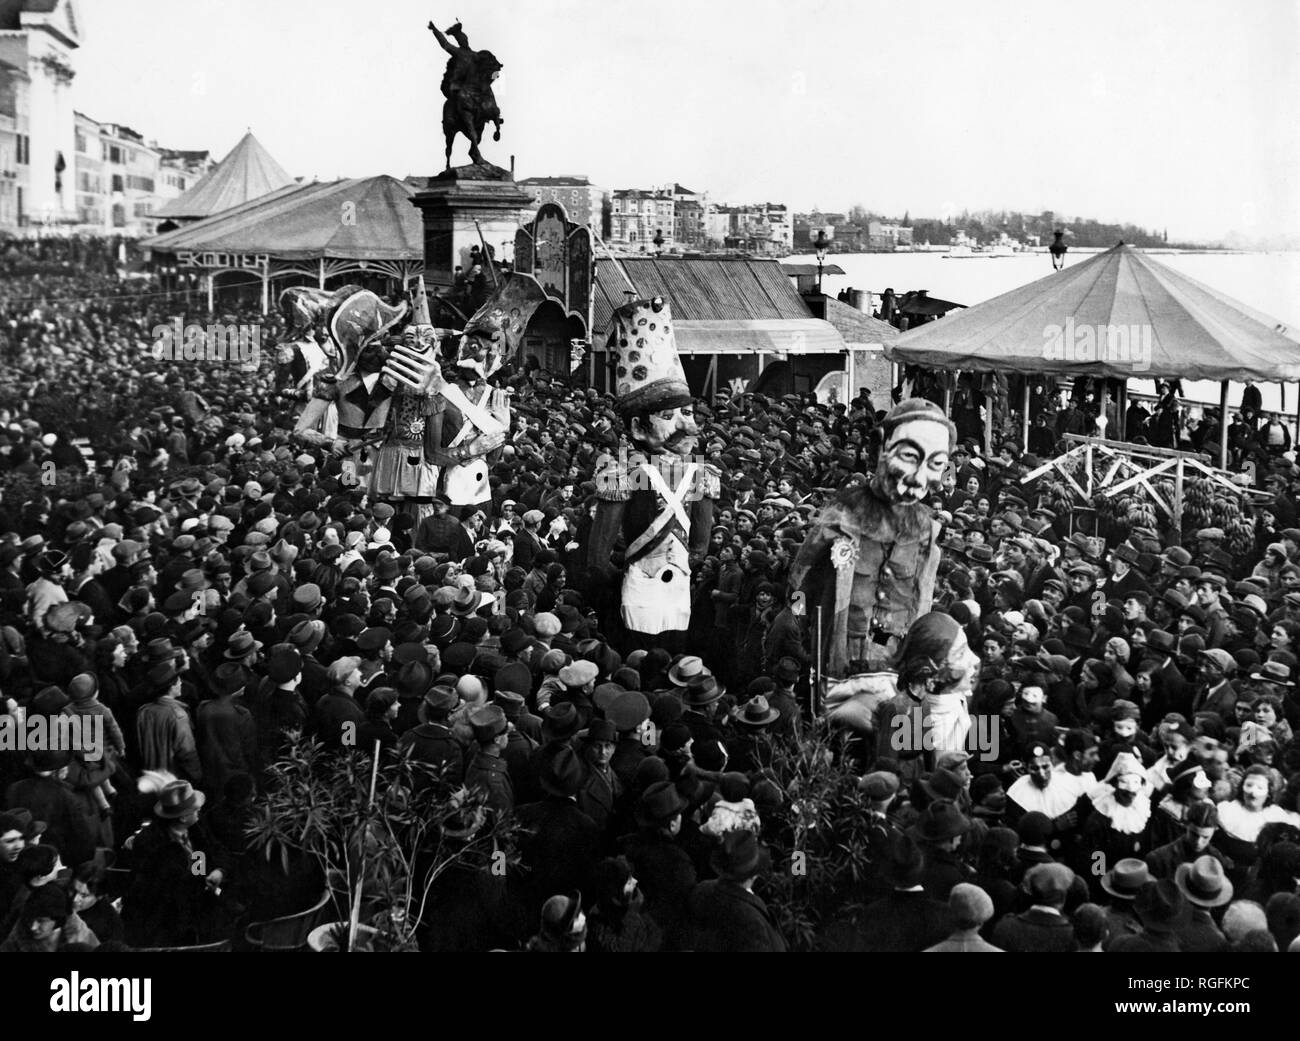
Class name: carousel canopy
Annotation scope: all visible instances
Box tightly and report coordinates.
[887,244,1300,382]
[154,131,295,220]
[143,175,423,261]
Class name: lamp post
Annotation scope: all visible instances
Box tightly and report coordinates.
[815,229,829,294]
[653,227,665,255]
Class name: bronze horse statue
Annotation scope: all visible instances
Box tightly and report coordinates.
[429,21,504,168]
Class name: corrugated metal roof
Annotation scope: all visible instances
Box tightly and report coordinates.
[673,319,845,356]
[593,256,812,330]
[819,296,900,345]
[779,263,847,277]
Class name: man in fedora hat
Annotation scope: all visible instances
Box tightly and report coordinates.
[516,746,600,905]
[1172,855,1232,952]
[121,779,231,948]
[619,780,696,950]
[195,663,258,801]
[686,830,786,952]
[1097,857,1152,944]
[680,672,727,745]
[575,718,621,830]
[135,661,202,784]
[729,693,780,770]
[910,801,974,901]
[843,832,953,952]
[1107,879,1190,952]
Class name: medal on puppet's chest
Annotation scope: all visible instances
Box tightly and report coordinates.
[392,393,426,445]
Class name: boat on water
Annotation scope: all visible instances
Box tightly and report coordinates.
[942,243,992,259]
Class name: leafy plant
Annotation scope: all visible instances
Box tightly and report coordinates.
[756,724,881,951]
[246,733,522,952]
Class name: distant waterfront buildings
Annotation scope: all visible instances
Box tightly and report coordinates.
[517,174,610,238]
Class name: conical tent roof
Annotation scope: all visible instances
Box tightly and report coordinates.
[155,131,294,219]
[143,175,422,260]
[887,244,1300,382]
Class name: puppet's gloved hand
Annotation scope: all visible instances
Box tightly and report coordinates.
[381,345,445,397]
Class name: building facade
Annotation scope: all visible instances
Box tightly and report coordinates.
[0,0,82,228]
[518,175,609,238]
[0,55,28,229]
[610,188,675,252]
[73,113,212,235]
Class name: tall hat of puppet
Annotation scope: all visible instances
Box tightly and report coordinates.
[611,296,691,416]
[411,276,433,327]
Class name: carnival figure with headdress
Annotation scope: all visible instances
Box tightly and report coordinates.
[288,287,409,486]
[587,296,719,651]
[365,282,455,524]
[429,290,520,517]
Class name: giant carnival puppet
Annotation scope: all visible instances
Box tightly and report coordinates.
[588,297,719,651]
[427,276,547,517]
[283,283,444,512]
[789,398,975,762]
[283,275,547,521]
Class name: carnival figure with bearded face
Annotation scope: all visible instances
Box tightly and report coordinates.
[588,297,718,651]
[790,398,956,713]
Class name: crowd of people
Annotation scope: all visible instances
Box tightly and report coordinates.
[1,237,1299,953]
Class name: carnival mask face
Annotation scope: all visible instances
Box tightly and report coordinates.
[879,418,951,505]
[1114,772,1143,803]
[631,405,699,457]
[454,326,505,380]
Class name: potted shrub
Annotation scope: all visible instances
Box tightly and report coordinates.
[247,733,520,952]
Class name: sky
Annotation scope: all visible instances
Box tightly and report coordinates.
[71,0,1300,243]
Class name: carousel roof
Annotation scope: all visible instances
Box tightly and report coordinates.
[144,175,423,261]
[154,131,295,220]
[888,244,1300,382]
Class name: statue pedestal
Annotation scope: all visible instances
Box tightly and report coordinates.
[410,163,535,290]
